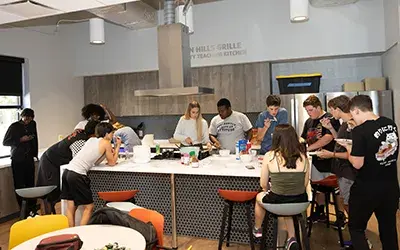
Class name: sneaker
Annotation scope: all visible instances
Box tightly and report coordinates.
[286,237,299,250]
[253,227,262,238]
[343,240,372,249]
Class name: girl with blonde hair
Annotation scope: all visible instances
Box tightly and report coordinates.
[174,101,212,149]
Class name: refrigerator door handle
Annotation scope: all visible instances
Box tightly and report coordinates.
[291,98,296,126]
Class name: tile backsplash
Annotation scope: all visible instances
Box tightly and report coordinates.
[118,112,260,139]
[271,55,382,93]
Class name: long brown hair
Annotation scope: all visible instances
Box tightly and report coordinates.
[270,124,305,169]
[184,101,203,141]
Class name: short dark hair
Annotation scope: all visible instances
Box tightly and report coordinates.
[328,95,351,113]
[81,104,106,120]
[350,95,373,112]
[266,95,281,107]
[95,122,115,138]
[84,120,100,136]
[217,98,231,108]
[303,95,322,108]
[21,108,34,118]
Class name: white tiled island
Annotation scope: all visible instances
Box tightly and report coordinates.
[62,155,271,248]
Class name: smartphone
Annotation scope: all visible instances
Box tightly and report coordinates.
[245,165,255,170]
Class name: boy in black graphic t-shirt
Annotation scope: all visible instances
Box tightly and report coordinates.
[338,95,399,250]
[301,95,340,222]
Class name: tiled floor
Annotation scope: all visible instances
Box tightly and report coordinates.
[1,203,400,250]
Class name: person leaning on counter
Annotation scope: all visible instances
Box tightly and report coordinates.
[100,104,142,152]
[255,95,288,154]
[74,104,106,130]
[173,101,212,150]
[209,98,253,153]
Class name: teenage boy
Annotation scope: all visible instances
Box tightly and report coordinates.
[255,95,288,154]
[319,95,372,248]
[301,95,340,222]
[337,95,399,250]
[209,98,253,153]
[3,108,38,217]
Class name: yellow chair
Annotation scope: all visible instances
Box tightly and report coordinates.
[8,215,68,249]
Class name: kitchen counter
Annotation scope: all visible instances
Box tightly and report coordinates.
[78,154,269,246]
[91,155,262,177]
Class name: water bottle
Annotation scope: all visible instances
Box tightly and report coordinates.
[235,140,240,160]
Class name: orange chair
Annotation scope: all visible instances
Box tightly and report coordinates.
[98,190,140,212]
[129,208,164,249]
[217,189,258,250]
[308,175,344,247]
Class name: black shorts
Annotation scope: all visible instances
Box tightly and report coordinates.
[262,191,308,204]
[60,169,93,206]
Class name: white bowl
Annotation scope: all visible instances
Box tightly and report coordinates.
[219,149,230,157]
[240,154,252,163]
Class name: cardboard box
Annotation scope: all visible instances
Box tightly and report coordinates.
[343,82,365,92]
[363,77,387,91]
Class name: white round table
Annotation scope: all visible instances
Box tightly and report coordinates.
[12,224,146,250]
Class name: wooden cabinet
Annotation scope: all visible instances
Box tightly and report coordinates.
[84,62,271,116]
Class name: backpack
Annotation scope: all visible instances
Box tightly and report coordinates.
[88,207,157,250]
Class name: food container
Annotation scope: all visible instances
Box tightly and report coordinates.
[240,154,252,163]
[132,145,151,163]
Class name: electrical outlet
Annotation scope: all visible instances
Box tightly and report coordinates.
[58,135,64,141]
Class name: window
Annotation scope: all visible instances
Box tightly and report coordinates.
[0,55,24,158]
[0,96,21,158]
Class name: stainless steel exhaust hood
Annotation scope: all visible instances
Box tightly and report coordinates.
[134,1,214,97]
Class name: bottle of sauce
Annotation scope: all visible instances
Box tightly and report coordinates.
[189,151,199,168]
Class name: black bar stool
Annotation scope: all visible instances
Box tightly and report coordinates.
[217,189,258,250]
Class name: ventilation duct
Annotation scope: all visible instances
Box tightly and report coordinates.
[309,0,359,7]
[88,1,157,30]
[135,0,214,97]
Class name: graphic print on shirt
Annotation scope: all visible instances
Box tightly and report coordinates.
[376,131,398,162]
[217,122,237,133]
[306,123,323,145]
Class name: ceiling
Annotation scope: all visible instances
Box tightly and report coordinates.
[0,0,221,29]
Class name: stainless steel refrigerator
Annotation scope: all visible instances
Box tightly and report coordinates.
[279,90,393,136]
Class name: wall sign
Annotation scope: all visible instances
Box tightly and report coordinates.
[190,42,247,60]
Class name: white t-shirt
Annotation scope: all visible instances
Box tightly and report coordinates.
[209,111,253,153]
[173,117,210,145]
[74,120,88,130]
[67,137,103,175]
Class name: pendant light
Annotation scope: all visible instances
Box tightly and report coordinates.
[290,0,309,22]
[89,18,105,44]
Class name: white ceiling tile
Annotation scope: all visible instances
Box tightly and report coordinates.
[33,0,104,12]
[97,0,140,5]
[0,0,20,4]
[0,9,23,24]
[0,2,62,18]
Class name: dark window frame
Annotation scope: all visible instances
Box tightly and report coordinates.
[0,55,24,159]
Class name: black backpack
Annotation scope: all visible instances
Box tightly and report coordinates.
[88,207,157,250]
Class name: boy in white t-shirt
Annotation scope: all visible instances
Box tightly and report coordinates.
[209,98,253,153]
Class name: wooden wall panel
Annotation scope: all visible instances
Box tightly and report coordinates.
[84,61,271,116]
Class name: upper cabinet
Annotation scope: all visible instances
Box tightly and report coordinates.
[84,61,271,116]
